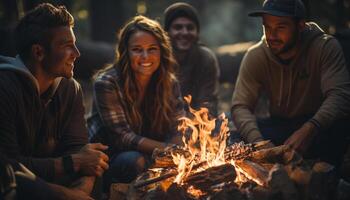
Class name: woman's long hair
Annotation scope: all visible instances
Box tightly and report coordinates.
[102,16,178,136]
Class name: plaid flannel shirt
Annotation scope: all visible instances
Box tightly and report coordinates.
[88,67,185,151]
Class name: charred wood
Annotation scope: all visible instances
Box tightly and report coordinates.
[184,163,236,191]
[235,160,269,186]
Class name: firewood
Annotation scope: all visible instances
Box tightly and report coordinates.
[152,146,189,168]
[284,164,312,186]
[282,149,303,165]
[184,163,236,191]
[250,145,291,163]
[267,164,299,200]
[210,183,246,200]
[243,185,282,200]
[234,160,269,186]
[133,170,178,189]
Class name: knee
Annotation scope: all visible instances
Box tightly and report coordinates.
[135,156,146,173]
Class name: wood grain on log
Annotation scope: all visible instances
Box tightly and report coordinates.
[250,145,291,163]
[234,160,269,186]
[185,163,236,191]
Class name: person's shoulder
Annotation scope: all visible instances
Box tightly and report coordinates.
[197,45,216,58]
[245,41,265,56]
[240,41,267,67]
[95,66,119,83]
[56,78,82,97]
[0,70,23,89]
[305,22,340,48]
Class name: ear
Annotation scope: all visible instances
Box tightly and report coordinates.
[31,44,45,62]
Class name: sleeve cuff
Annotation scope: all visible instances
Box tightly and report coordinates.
[244,129,264,143]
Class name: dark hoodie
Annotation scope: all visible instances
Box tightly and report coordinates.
[232,22,350,143]
[0,55,88,182]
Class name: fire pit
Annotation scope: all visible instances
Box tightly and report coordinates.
[110,97,350,200]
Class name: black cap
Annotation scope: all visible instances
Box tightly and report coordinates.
[164,2,200,31]
[249,0,306,19]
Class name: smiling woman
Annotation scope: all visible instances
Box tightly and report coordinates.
[128,30,161,81]
[87,15,185,191]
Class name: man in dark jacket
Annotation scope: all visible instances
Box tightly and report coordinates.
[0,3,109,197]
[232,0,350,167]
[164,2,220,116]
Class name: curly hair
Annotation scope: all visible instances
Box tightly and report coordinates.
[15,3,74,61]
[114,15,178,136]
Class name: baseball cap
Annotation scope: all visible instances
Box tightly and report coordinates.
[249,0,306,19]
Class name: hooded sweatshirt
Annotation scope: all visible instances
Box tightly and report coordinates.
[232,22,350,143]
[0,55,87,182]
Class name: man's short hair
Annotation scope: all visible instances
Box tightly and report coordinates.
[249,0,306,19]
[163,2,200,31]
[15,3,74,61]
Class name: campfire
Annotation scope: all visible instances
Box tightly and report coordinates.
[110,96,350,200]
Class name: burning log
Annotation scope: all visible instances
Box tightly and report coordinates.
[135,142,280,189]
[152,146,189,168]
[234,160,269,186]
[133,170,177,189]
[282,148,303,165]
[184,163,236,191]
[250,145,291,163]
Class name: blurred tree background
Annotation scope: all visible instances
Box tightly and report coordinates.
[1,0,349,79]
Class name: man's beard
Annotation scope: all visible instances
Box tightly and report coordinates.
[269,32,299,57]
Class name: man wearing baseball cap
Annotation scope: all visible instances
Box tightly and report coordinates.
[163,2,220,117]
[231,0,350,167]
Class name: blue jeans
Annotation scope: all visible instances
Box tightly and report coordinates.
[103,151,150,191]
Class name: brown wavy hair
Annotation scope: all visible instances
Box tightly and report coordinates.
[114,15,178,136]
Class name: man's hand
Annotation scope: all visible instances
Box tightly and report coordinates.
[72,143,109,177]
[284,122,318,155]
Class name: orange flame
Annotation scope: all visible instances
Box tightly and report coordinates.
[172,96,267,189]
[172,96,229,184]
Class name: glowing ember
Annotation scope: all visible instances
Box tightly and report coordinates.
[186,186,205,198]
